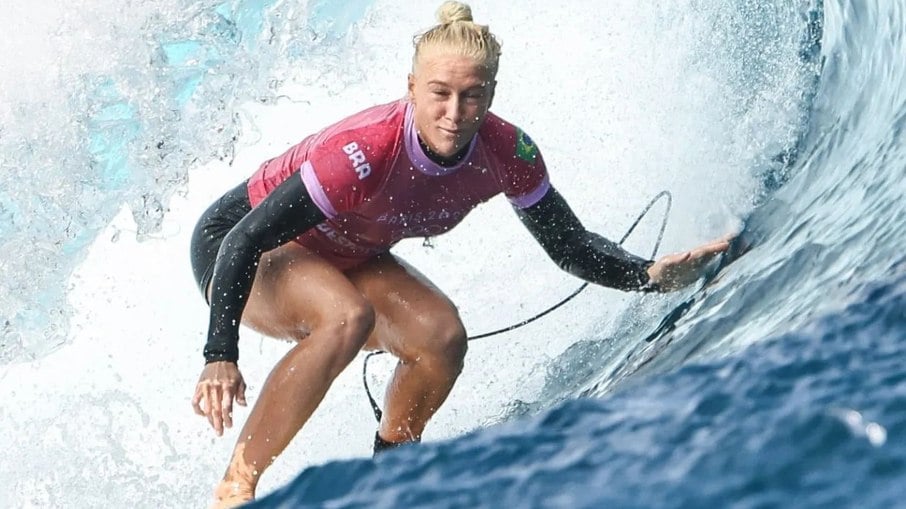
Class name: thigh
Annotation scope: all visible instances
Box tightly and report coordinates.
[230,242,371,340]
[345,254,466,358]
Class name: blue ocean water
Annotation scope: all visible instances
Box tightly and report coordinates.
[1,0,903,507]
[248,273,905,509]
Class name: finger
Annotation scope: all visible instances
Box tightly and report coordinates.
[712,239,732,251]
[210,387,224,436]
[221,389,234,430]
[702,238,731,252]
[692,241,730,259]
[204,384,216,427]
[204,384,220,434]
[664,251,692,266]
[236,380,248,406]
[192,386,206,416]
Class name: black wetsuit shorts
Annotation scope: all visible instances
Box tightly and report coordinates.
[189,181,252,299]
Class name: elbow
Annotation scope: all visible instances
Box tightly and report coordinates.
[221,229,263,260]
[549,248,585,279]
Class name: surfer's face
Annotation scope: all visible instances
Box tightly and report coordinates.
[408,52,495,158]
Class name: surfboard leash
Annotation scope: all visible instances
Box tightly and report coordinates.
[362,190,673,422]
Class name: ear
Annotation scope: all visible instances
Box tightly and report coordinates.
[407,73,416,102]
[488,80,497,110]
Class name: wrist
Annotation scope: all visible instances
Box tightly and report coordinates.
[640,260,661,293]
[203,348,239,364]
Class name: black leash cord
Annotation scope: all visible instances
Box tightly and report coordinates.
[362,191,673,422]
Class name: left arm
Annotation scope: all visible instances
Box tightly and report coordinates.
[515,186,659,292]
[498,123,730,291]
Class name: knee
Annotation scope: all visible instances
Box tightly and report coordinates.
[319,301,376,367]
[409,314,468,372]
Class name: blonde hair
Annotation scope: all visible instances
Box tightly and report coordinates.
[412,1,502,77]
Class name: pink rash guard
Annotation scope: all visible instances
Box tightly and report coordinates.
[246,99,550,269]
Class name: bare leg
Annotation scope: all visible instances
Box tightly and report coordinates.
[210,249,465,507]
[348,255,468,444]
[211,243,374,507]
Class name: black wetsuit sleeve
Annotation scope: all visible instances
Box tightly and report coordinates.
[515,186,659,292]
[204,173,327,363]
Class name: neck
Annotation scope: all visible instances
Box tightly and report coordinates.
[418,136,471,167]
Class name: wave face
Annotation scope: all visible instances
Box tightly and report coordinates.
[2,0,904,508]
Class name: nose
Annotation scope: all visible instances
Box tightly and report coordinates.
[444,95,465,124]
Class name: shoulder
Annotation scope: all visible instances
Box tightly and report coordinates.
[307,100,406,183]
[303,100,408,211]
[310,100,406,167]
[479,111,543,168]
[478,111,550,206]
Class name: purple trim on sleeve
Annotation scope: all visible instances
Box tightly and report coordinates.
[509,173,551,209]
[300,160,338,218]
[404,102,477,176]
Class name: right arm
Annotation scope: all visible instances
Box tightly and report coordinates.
[193,172,326,435]
[204,172,327,363]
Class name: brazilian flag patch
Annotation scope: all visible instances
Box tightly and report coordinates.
[515,128,539,164]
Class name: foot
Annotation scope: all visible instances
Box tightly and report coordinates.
[373,430,420,456]
[211,480,254,509]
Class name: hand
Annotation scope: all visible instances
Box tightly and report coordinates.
[647,235,734,291]
[192,361,248,436]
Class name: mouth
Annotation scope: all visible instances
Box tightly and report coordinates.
[438,126,461,137]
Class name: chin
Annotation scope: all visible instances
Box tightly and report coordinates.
[430,131,465,156]
[431,142,459,158]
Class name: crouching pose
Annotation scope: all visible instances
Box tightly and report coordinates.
[189,2,730,507]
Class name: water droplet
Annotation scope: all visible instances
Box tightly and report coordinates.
[866,422,887,446]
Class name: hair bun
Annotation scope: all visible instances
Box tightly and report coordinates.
[436,1,473,24]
